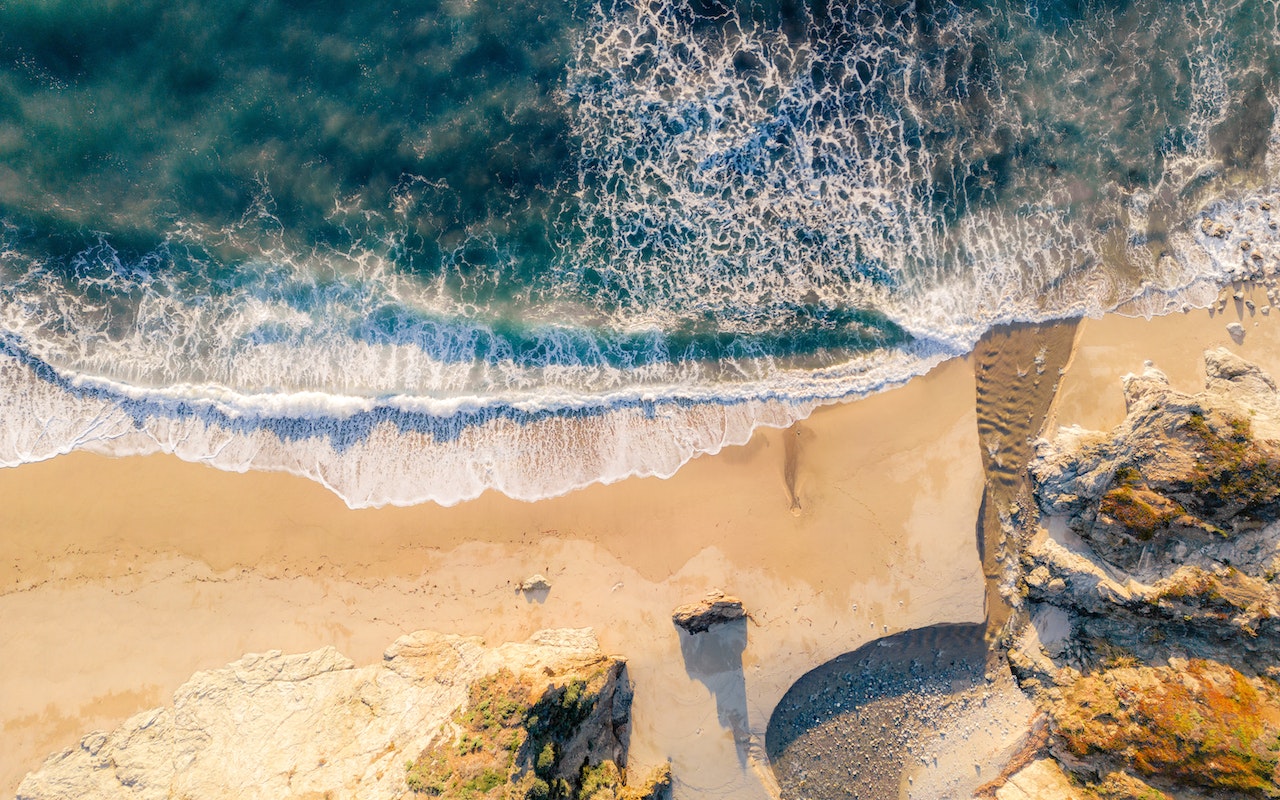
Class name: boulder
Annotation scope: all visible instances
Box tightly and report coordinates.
[671,590,747,634]
[17,628,659,800]
[520,573,552,592]
[995,759,1085,800]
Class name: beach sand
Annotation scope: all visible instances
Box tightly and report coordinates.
[6,287,1280,798]
[0,355,986,797]
[1054,283,1280,433]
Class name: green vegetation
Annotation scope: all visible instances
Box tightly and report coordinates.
[1113,464,1144,486]
[1095,411,1280,543]
[405,666,632,800]
[1098,485,1183,540]
[1185,413,1280,513]
[1052,661,1280,797]
[577,761,624,800]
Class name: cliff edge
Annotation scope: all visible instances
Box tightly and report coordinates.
[17,628,670,800]
[999,348,1280,800]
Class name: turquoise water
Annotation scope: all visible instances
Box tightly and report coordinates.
[1,0,1278,504]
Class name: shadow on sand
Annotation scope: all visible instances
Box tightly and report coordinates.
[765,623,988,800]
[678,617,750,764]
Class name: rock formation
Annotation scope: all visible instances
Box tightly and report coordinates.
[1000,349,1280,799]
[18,628,670,800]
[520,574,553,592]
[671,590,747,634]
[993,759,1084,800]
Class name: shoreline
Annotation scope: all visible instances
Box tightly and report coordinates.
[0,352,988,797]
[0,329,954,509]
[7,291,1280,796]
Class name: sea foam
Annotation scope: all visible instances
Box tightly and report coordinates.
[0,331,957,506]
[1,0,1279,506]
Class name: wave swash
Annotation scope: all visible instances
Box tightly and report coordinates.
[1,0,1278,506]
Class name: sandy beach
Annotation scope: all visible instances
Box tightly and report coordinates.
[6,286,1280,797]
[1,353,987,797]
[0,1,1274,795]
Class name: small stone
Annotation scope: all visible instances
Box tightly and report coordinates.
[519,574,552,592]
[672,590,747,634]
[1201,218,1232,238]
[1227,321,1246,343]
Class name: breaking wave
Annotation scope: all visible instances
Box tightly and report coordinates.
[1,0,1278,505]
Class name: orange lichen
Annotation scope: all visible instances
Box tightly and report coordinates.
[1052,661,1280,797]
[1085,771,1172,800]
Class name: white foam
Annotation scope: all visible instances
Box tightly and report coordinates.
[0,337,954,507]
[2,0,1279,507]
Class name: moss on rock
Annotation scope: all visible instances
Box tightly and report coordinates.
[1184,412,1280,516]
[1050,660,1280,798]
[1097,485,1183,540]
[406,663,663,800]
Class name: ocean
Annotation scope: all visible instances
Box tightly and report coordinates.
[1,0,1277,506]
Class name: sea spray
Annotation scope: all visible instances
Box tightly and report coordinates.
[1,0,1278,505]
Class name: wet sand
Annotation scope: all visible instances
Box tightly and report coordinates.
[972,320,1081,640]
[765,320,1074,800]
[1054,284,1280,433]
[0,355,987,798]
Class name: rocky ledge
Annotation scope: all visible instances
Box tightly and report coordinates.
[18,628,670,800]
[1000,348,1280,800]
[671,590,747,634]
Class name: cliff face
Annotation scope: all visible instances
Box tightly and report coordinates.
[1007,349,1280,800]
[17,629,669,800]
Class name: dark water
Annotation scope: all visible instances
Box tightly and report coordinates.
[0,0,1277,504]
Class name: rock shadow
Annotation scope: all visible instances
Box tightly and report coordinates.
[519,587,550,604]
[766,623,987,800]
[677,617,749,764]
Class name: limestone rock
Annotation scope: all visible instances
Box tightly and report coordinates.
[1020,349,1280,672]
[995,759,1085,800]
[17,628,642,800]
[1013,349,1280,798]
[671,590,747,633]
[1031,349,1280,575]
[520,573,552,592]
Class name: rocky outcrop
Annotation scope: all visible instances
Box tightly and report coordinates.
[671,590,747,634]
[1050,660,1280,797]
[994,759,1085,800]
[1008,349,1280,799]
[18,629,666,800]
[1033,350,1280,561]
[1024,349,1280,672]
[520,574,552,592]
